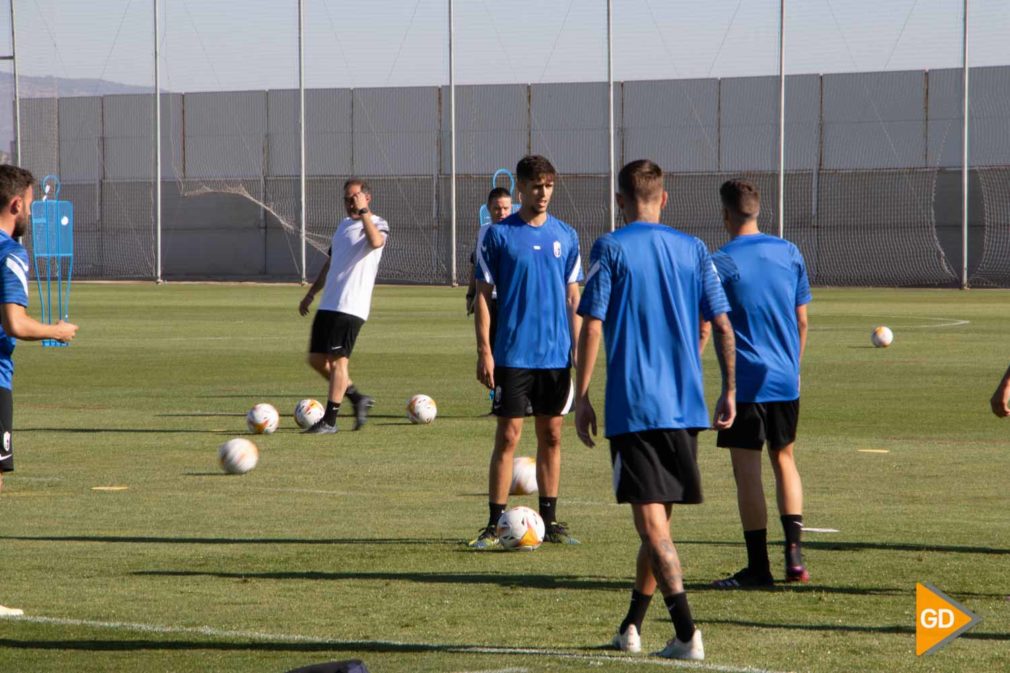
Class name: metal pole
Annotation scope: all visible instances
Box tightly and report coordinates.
[777,0,785,238]
[154,0,162,282]
[10,0,20,165]
[607,0,615,231]
[448,0,457,285]
[961,0,969,289]
[299,0,307,284]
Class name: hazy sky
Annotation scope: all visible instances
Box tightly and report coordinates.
[4,0,1010,93]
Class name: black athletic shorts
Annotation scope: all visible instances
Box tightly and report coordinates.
[0,387,13,472]
[492,367,572,418]
[309,310,365,358]
[717,399,800,451]
[609,429,702,504]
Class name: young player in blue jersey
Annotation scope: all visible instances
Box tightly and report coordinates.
[469,155,584,549]
[0,165,78,617]
[575,159,736,660]
[704,179,812,588]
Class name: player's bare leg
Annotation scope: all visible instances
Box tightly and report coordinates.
[307,353,332,380]
[469,417,523,549]
[536,415,576,543]
[632,502,703,659]
[713,448,774,588]
[304,355,351,434]
[770,443,807,582]
[612,530,658,652]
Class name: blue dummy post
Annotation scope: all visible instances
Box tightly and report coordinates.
[30,175,73,348]
[477,168,520,226]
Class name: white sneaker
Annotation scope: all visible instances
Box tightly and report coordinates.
[610,624,641,653]
[654,628,704,660]
[0,605,24,617]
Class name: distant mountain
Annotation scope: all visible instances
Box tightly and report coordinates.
[0,71,154,98]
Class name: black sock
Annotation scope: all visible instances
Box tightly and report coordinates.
[781,514,804,567]
[345,385,364,404]
[664,592,695,643]
[487,502,506,529]
[744,528,770,574]
[619,589,653,635]
[323,401,341,425]
[539,496,557,525]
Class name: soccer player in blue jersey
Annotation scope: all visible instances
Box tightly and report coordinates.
[0,165,77,617]
[575,159,736,660]
[704,179,812,588]
[468,155,583,549]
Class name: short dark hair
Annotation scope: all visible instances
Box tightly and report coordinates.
[720,179,760,219]
[343,178,371,195]
[617,159,664,201]
[0,165,34,209]
[487,187,511,204]
[516,155,556,183]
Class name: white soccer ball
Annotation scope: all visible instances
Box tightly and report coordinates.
[246,403,279,434]
[406,394,437,424]
[497,506,545,551]
[219,438,259,475]
[871,326,894,348]
[294,398,325,429]
[510,455,538,495]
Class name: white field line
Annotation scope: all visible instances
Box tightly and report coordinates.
[4,615,794,673]
[810,316,970,331]
[451,668,530,673]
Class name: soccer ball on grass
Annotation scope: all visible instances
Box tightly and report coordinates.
[247,403,279,434]
[497,506,545,551]
[406,394,437,424]
[219,437,259,475]
[294,399,324,429]
[871,326,893,348]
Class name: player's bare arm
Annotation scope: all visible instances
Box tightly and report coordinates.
[567,282,582,365]
[474,280,495,389]
[990,363,1010,418]
[698,319,712,355]
[1,303,77,342]
[710,312,736,429]
[354,192,386,249]
[299,257,331,316]
[465,267,478,316]
[796,304,809,361]
[574,316,602,447]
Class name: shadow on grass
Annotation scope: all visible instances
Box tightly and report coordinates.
[699,618,1009,641]
[685,582,1009,599]
[135,569,628,591]
[20,428,234,435]
[681,539,1010,556]
[0,535,438,546]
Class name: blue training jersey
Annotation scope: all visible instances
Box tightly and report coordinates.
[0,231,29,390]
[578,222,730,437]
[476,212,583,369]
[711,232,812,404]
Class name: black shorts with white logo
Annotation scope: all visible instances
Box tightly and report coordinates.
[717,399,800,451]
[492,367,573,418]
[609,429,702,504]
[0,387,13,472]
[310,310,365,358]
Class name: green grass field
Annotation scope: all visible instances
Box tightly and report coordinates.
[1,284,1007,673]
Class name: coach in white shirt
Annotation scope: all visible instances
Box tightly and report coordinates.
[299,179,389,433]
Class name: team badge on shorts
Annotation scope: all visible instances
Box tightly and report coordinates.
[493,386,502,408]
[3,432,9,452]
[553,241,561,258]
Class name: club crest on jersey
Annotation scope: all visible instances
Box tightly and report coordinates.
[553,241,561,258]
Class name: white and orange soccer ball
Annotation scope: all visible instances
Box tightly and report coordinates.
[219,437,259,475]
[246,403,280,434]
[871,326,894,348]
[294,399,325,429]
[510,456,538,495]
[497,506,545,551]
[406,394,437,424]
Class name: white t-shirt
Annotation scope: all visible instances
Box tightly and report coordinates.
[318,215,389,320]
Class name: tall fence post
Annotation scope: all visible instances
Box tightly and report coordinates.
[154,0,162,283]
[448,0,457,286]
[961,0,969,289]
[778,0,786,238]
[607,0,615,232]
[299,0,307,285]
